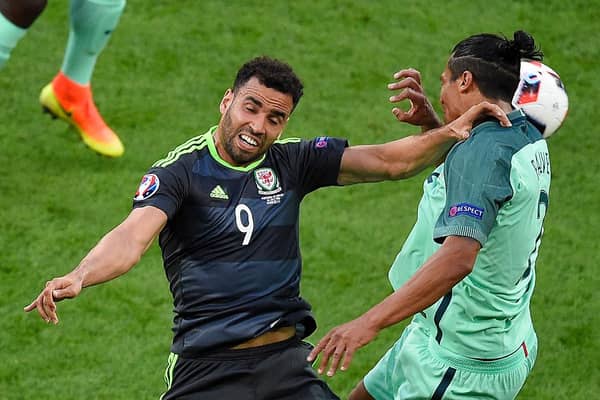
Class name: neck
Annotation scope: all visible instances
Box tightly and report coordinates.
[468,94,513,113]
[212,129,239,166]
[495,100,514,113]
[463,97,514,128]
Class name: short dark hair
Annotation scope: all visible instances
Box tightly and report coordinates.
[233,56,304,110]
[448,31,543,102]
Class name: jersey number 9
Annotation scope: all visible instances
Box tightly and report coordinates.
[235,204,254,245]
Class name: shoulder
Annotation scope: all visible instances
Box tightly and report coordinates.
[152,132,211,169]
[271,136,347,156]
[445,127,518,185]
[449,120,534,170]
[461,109,543,156]
[271,136,304,152]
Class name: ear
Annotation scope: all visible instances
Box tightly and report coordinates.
[458,71,474,93]
[219,89,234,114]
[278,116,293,139]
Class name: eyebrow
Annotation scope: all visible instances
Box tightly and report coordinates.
[246,96,263,107]
[246,95,287,119]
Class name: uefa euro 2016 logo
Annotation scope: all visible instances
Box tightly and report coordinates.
[134,174,160,201]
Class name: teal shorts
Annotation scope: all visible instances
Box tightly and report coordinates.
[364,323,537,400]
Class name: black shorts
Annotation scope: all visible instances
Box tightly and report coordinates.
[160,337,340,400]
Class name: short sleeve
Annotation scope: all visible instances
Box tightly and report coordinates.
[131,158,190,219]
[433,134,514,246]
[285,137,348,196]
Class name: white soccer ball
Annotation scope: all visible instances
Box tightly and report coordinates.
[512,60,568,138]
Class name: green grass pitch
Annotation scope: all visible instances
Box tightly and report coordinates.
[1,0,598,398]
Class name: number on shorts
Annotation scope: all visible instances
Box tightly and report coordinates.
[537,190,549,220]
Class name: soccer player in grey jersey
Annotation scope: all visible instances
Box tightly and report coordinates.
[25,56,509,399]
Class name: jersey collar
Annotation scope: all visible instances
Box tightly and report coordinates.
[507,108,527,123]
[205,126,266,172]
[470,108,527,137]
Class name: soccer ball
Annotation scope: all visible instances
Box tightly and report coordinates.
[511,60,569,138]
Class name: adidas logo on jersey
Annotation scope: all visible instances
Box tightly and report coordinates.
[209,185,229,200]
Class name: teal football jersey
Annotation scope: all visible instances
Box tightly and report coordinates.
[389,110,551,359]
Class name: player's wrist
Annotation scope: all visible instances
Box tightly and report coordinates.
[70,266,87,288]
[439,121,469,142]
[361,310,386,332]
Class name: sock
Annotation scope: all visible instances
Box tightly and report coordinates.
[60,0,125,85]
[0,11,27,69]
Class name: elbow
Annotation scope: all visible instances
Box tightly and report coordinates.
[127,253,143,270]
[453,259,475,278]
[442,258,473,287]
[124,247,144,272]
[447,245,478,280]
[441,237,478,280]
[386,160,415,180]
[110,242,143,275]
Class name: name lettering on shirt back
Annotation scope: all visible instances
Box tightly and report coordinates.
[531,151,550,177]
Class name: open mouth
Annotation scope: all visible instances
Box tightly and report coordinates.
[240,133,258,147]
[237,132,262,151]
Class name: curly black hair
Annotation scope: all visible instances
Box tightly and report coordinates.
[233,56,304,110]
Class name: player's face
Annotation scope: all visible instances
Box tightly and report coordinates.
[439,66,464,123]
[216,77,293,166]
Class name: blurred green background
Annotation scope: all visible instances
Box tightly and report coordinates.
[1,0,598,398]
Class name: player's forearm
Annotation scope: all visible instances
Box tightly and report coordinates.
[362,242,474,331]
[71,226,145,288]
[69,207,167,288]
[338,127,458,185]
[384,126,457,179]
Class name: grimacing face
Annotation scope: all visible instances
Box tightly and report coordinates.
[216,77,293,166]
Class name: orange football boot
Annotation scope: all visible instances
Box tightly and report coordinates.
[40,72,124,157]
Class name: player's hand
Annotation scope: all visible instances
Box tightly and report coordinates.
[388,68,442,131]
[307,316,379,377]
[23,273,84,324]
[447,101,512,139]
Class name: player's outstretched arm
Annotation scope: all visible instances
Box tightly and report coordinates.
[307,235,481,376]
[24,206,167,324]
[337,101,511,185]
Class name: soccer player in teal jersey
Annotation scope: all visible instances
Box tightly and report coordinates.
[309,31,551,400]
[0,0,125,156]
[24,55,509,399]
